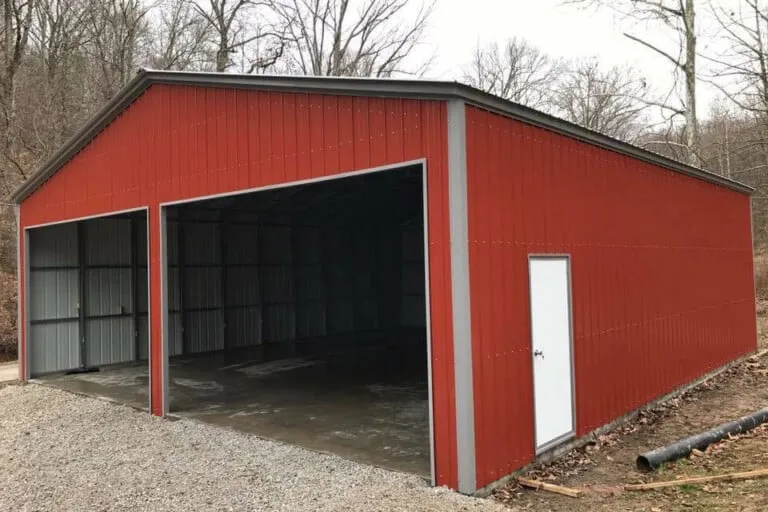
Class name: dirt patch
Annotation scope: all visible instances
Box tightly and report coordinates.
[495,313,768,511]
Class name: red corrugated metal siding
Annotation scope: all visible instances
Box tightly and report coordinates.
[465,105,756,488]
[19,85,458,488]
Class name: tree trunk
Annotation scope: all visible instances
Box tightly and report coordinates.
[684,0,701,167]
[217,32,229,72]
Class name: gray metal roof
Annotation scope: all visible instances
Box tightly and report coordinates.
[10,68,753,204]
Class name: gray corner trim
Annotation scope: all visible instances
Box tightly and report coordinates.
[11,69,753,205]
[17,210,30,382]
[15,207,21,379]
[447,100,476,493]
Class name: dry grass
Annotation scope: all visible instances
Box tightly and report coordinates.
[754,253,768,300]
[0,271,16,362]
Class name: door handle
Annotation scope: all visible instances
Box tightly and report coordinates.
[534,349,544,359]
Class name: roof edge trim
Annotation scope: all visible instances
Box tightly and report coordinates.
[11,69,753,203]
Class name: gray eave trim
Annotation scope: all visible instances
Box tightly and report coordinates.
[11,69,753,204]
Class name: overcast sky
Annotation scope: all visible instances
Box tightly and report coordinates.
[420,0,744,120]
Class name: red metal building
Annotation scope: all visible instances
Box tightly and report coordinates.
[12,71,756,494]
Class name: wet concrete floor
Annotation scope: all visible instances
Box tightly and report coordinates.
[38,345,430,477]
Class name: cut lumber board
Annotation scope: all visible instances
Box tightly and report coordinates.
[518,478,582,498]
[624,468,768,491]
[749,349,768,362]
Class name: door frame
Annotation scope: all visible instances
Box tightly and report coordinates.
[21,207,151,390]
[527,253,577,455]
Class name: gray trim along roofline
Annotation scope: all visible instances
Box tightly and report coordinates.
[11,68,753,204]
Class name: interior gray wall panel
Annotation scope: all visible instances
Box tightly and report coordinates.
[296,301,325,338]
[137,217,148,265]
[184,221,221,265]
[136,221,149,361]
[223,223,261,347]
[295,226,321,263]
[29,215,149,374]
[167,267,181,312]
[181,220,224,354]
[170,178,428,357]
[294,225,324,337]
[225,308,262,347]
[138,316,150,360]
[226,224,259,264]
[30,223,78,267]
[226,267,260,305]
[261,224,290,264]
[83,217,135,367]
[185,311,225,352]
[86,317,134,365]
[295,264,325,338]
[184,267,222,309]
[29,223,80,375]
[86,268,131,315]
[260,223,294,342]
[85,218,131,266]
[355,298,379,330]
[137,268,149,313]
[264,304,296,342]
[30,322,79,374]
[401,225,426,327]
[166,219,179,265]
[30,269,79,320]
[166,220,182,356]
[168,313,183,356]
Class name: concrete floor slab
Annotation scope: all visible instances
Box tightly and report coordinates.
[39,346,430,477]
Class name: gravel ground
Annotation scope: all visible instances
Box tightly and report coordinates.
[0,384,505,512]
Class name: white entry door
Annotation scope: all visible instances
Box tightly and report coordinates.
[529,256,575,452]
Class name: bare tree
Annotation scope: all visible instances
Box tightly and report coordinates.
[461,37,562,109]
[26,0,94,152]
[85,0,150,99]
[0,0,35,190]
[708,0,768,117]
[147,0,209,70]
[566,0,701,166]
[192,0,285,72]
[272,0,433,77]
[551,58,648,141]
[702,99,738,178]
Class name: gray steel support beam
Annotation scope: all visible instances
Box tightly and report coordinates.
[177,215,186,355]
[290,217,300,354]
[220,214,229,350]
[131,214,140,360]
[257,217,267,344]
[77,221,87,368]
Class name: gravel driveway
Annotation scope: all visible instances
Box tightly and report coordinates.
[0,385,505,511]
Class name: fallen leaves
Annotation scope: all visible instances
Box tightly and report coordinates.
[493,339,768,510]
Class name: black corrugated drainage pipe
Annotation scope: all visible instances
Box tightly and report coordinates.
[637,408,768,471]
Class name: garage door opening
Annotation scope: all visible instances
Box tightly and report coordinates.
[28,210,150,409]
[162,163,432,477]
